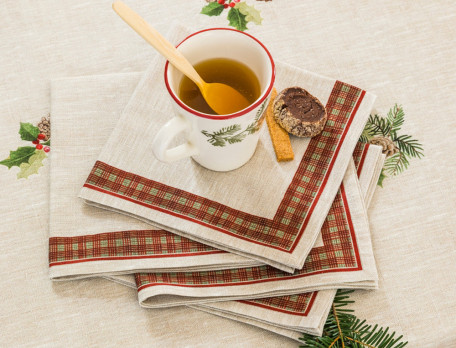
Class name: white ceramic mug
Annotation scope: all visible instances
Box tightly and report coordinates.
[152,28,275,172]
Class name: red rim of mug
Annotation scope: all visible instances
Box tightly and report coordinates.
[164,28,276,120]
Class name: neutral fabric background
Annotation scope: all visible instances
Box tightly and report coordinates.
[0,1,455,347]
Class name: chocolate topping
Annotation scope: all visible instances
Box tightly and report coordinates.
[272,87,327,138]
[279,87,323,122]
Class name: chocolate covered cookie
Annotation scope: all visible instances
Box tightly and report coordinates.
[273,87,327,137]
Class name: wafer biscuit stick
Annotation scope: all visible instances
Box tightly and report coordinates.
[266,88,294,161]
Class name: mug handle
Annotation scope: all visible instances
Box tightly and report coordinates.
[152,116,198,162]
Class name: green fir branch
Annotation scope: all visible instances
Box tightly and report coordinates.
[360,104,424,186]
[392,134,424,159]
[245,122,259,134]
[383,152,410,177]
[212,124,242,136]
[300,290,407,348]
[365,114,392,137]
[358,128,372,143]
[386,104,405,134]
[227,132,247,144]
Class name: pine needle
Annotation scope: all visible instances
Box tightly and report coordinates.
[300,290,408,348]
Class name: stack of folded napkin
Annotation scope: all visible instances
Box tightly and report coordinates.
[49,25,384,340]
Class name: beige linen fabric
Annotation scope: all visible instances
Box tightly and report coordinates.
[79,27,376,272]
[136,157,379,308]
[192,290,335,341]
[101,142,382,340]
[192,145,384,341]
[49,71,261,281]
[1,1,456,347]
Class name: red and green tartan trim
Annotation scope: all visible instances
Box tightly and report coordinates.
[49,141,367,267]
[135,183,359,289]
[353,142,370,176]
[238,144,368,315]
[239,292,317,316]
[49,230,220,266]
[84,81,364,252]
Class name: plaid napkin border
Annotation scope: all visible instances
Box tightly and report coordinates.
[134,144,381,308]
[191,143,384,340]
[79,54,377,271]
[48,73,261,282]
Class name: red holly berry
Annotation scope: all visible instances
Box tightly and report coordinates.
[32,139,39,145]
[223,4,229,8]
[229,2,236,7]
[36,144,43,150]
[37,133,46,140]
[233,0,240,2]
[218,0,225,4]
[43,146,50,153]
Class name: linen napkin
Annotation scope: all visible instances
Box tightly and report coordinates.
[134,146,382,308]
[193,290,335,340]
[95,142,384,292]
[93,142,384,340]
[191,143,385,341]
[49,72,261,281]
[79,24,377,272]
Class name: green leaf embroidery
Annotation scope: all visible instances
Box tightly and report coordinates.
[387,104,405,133]
[0,146,37,169]
[235,2,263,25]
[359,104,423,186]
[19,122,40,141]
[384,152,410,177]
[366,114,392,137]
[201,2,224,16]
[392,134,424,159]
[17,149,47,179]
[227,7,248,31]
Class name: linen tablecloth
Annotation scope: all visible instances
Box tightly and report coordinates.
[3,2,455,347]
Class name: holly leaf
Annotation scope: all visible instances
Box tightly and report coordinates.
[236,2,263,25]
[17,149,47,179]
[0,146,36,169]
[19,122,40,141]
[201,2,224,16]
[227,8,248,31]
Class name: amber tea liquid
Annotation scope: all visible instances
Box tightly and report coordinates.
[178,58,261,115]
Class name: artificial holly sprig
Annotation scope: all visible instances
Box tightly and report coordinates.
[201,0,263,31]
[0,120,51,179]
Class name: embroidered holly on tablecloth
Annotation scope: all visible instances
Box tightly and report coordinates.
[201,0,264,31]
[1,116,51,179]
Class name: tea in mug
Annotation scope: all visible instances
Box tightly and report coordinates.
[178,58,261,115]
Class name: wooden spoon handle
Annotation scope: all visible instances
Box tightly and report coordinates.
[112,1,204,87]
